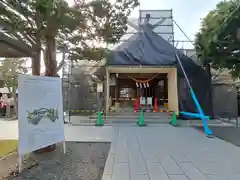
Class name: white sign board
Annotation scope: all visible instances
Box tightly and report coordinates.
[147,97,152,105]
[97,83,103,92]
[140,97,146,105]
[18,75,65,156]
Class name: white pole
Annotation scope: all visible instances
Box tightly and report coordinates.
[63,141,66,154]
[18,155,22,173]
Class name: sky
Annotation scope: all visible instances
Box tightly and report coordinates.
[68,0,221,48]
[25,0,223,75]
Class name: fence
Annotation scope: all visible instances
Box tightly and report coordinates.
[62,61,106,123]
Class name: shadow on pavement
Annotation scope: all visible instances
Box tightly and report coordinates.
[195,126,240,147]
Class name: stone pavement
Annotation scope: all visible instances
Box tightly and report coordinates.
[2,120,240,179]
[66,125,240,180]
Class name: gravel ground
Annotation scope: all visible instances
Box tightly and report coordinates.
[195,126,240,147]
[0,142,110,180]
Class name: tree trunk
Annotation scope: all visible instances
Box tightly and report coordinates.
[32,9,56,153]
[32,48,41,76]
[12,62,17,117]
[6,105,11,118]
[6,86,11,118]
[12,84,17,117]
[44,35,57,76]
[56,47,67,73]
[35,35,57,154]
[32,9,42,76]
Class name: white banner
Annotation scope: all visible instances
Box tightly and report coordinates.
[146,82,149,87]
[136,82,139,87]
[18,75,65,155]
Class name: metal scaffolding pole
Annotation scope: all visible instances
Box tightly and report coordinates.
[176,54,213,136]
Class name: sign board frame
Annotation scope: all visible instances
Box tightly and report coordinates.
[18,75,66,172]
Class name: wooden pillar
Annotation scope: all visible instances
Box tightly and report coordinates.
[105,68,110,112]
[115,76,119,102]
[164,77,168,102]
[168,68,179,114]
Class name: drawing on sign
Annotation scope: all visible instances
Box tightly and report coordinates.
[27,107,59,125]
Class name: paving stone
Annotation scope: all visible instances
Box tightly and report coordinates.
[157,154,184,175]
[227,162,240,174]
[129,156,148,175]
[186,153,218,162]
[192,161,221,175]
[218,162,240,176]
[146,163,169,180]
[169,152,190,163]
[112,163,130,180]
[178,162,207,180]
[141,151,159,163]
[115,131,128,163]
[127,131,148,175]
[205,175,228,180]
[168,175,190,180]
[227,174,240,180]
[131,174,150,180]
[115,151,128,163]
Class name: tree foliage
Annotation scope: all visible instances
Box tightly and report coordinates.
[0,0,138,75]
[0,58,27,94]
[0,58,27,115]
[195,0,240,77]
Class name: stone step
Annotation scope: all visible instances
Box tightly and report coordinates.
[90,113,169,119]
[70,115,224,126]
[106,112,167,116]
[71,121,224,127]
[89,116,168,121]
[70,114,170,126]
[71,119,171,126]
[98,112,168,117]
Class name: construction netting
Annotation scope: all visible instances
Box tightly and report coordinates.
[107,21,213,117]
[63,61,106,117]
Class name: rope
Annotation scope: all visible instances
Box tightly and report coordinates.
[128,73,159,83]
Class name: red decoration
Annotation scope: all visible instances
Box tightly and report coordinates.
[153,98,158,112]
[134,98,140,112]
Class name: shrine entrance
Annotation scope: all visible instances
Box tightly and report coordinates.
[109,73,168,112]
[106,66,179,114]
